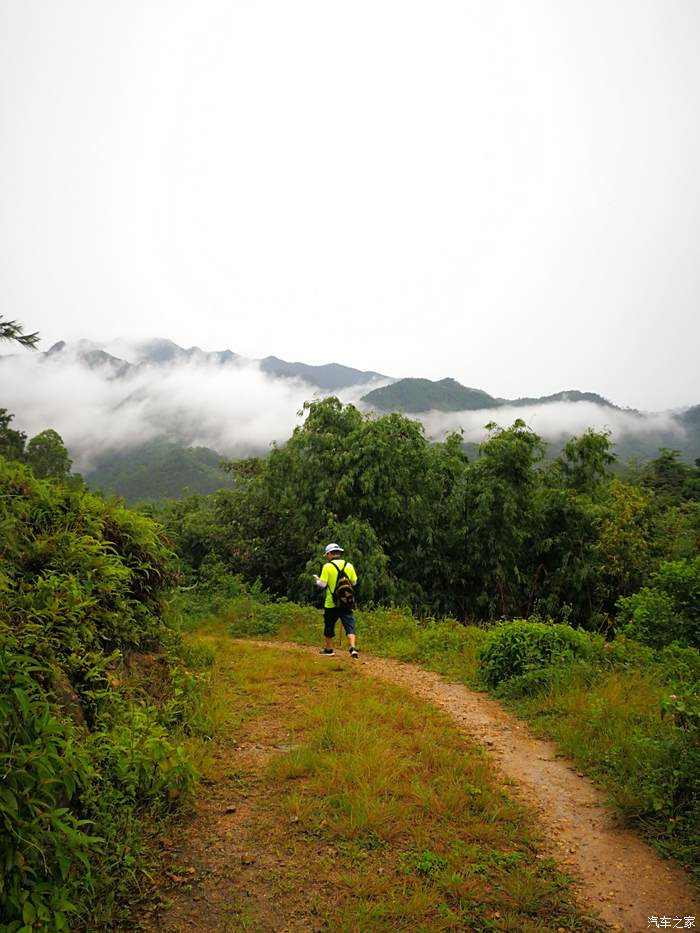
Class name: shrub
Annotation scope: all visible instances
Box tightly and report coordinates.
[0,459,202,928]
[478,619,600,690]
[0,641,100,932]
[618,557,700,649]
[657,643,700,683]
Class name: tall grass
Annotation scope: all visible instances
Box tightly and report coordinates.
[205,583,699,887]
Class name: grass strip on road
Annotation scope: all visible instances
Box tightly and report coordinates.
[155,621,602,933]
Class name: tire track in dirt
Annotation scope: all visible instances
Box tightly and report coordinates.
[256,641,699,933]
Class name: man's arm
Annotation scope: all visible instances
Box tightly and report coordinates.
[312,573,327,589]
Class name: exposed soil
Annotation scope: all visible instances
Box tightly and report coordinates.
[261,642,700,933]
[146,678,328,932]
[151,641,699,933]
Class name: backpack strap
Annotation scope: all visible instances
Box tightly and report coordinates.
[330,560,347,599]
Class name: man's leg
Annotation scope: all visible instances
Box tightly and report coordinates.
[322,608,337,653]
[341,612,358,656]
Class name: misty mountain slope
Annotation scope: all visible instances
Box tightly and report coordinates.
[362,377,621,413]
[1,338,698,472]
[45,341,134,379]
[85,439,231,502]
[362,377,500,412]
[508,389,621,409]
[37,339,387,390]
[259,355,386,389]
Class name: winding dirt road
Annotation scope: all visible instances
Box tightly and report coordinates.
[259,641,699,933]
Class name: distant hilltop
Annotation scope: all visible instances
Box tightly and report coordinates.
[43,338,387,392]
[2,338,698,486]
[360,377,621,413]
[38,338,641,413]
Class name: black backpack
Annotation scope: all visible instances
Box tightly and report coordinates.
[331,560,354,609]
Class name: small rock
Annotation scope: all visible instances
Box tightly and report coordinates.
[225,806,237,814]
[241,854,256,865]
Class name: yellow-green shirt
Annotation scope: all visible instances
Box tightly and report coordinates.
[320,559,357,609]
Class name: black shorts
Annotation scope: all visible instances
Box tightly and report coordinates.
[324,607,356,638]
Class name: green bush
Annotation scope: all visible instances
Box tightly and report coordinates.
[642,687,700,870]
[0,459,203,929]
[478,619,600,690]
[618,557,700,649]
[226,597,315,637]
[0,642,99,932]
[656,642,700,683]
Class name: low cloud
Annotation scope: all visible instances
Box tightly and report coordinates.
[2,348,324,471]
[413,401,685,449]
[0,346,689,473]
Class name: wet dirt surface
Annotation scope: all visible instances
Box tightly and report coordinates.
[257,641,700,933]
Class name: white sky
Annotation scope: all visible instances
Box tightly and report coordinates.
[2,0,699,411]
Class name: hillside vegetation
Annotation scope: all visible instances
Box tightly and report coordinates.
[0,459,209,930]
[85,439,232,502]
[2,389,699,927]
[156,397,700,630]
[361,378,614,413]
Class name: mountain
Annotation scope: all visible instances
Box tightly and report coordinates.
[361,377,621,413]
[2,339,698,482]
[85,439,231,502]
[361,377,500,412]
[508,390,620,409]
[46,340,133,380]
[360,376,700,465]
[40,340,387,391]
[259,356,384,389]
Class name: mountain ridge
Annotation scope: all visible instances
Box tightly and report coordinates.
[360,377,627,414]
[39,340,387,392]
[29,339,683,414]
[3,337,698,500]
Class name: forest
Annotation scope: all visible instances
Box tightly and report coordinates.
[1,317,699,928]
[154,396,700,634]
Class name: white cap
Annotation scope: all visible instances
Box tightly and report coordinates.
[324,542,344,554]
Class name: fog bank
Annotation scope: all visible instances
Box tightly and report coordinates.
[1,349,692,471]
[416,401,685,448]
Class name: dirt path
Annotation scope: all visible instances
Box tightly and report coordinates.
[255,641,699,933]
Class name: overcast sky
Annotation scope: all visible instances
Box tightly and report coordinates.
[2,1,699,411]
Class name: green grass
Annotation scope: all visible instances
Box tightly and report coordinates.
[204,592,699,889]
[502,663,699,879]
[181,625,600,932]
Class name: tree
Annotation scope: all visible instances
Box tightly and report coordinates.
[0,408,27,461]
[24,429,72,479]
[0,317,38,461]
[446,420,545,619]
[0,316,39,349]
[556,429,615,495]
[641,449,695,501]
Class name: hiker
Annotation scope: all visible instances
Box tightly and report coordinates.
[313,543,359,659]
